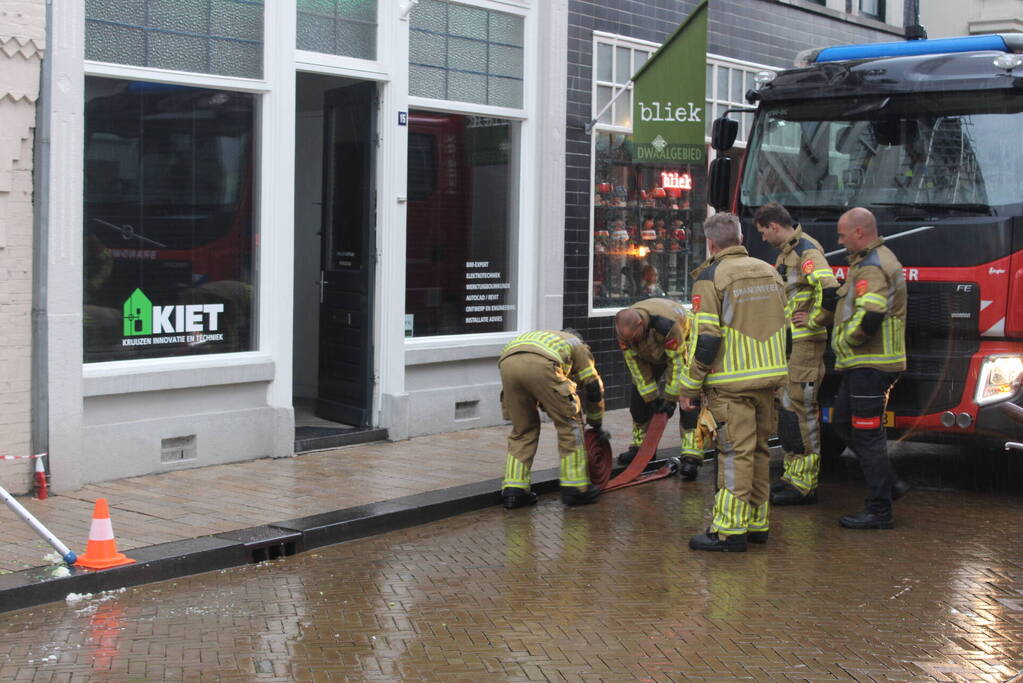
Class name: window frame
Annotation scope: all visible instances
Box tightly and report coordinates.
[859,0,886,21]
[403,0,533,345]
[586,39,775,317]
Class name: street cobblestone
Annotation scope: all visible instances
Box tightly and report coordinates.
[3,471,1022,681]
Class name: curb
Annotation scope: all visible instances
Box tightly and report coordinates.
[1,454,681,614]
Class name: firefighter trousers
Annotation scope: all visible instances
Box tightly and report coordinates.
[778,341,826,493]
[498,352,589,491]
[628,364,701,460]
[707,387,776,536]
[832,368,899,515]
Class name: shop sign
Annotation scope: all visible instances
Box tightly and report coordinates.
[632,0,707,163]
[121,288,226,347]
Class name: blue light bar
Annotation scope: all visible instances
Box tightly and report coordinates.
[816,35,1009,63]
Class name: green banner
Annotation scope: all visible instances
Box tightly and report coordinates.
[631,1,708,163]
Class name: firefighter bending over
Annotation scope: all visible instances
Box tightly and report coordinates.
[680,212,788,552]
[498,330,604,509]
[614,298,703,481]
[754,202,839,506]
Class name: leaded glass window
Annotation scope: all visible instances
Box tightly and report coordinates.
[296,0,377,60]
[85,0,264,79]
[409,0,524,109]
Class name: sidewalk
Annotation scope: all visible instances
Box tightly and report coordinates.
[2,408,638,576]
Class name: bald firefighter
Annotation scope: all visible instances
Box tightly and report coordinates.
[498,330,604,509]
[614,298,704,481]
[680,212,788,552]
[754,202,839,506]
[832,208,908,529]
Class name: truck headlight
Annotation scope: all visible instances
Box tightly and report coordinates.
[975,355,1023,406]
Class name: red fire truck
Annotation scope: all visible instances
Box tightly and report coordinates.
[709,34,1023,453]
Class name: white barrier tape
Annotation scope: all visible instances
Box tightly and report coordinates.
[0,453,46,461]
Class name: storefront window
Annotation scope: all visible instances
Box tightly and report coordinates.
[83,77,257,362]
[592,132,705,309]
[405,111,517,337]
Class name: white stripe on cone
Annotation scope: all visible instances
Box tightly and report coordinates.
[89,517,114,541]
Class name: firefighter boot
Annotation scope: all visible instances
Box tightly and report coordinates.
[893,478,911,501]
[561,484,600,506]
[617,445,640,466]
[689,530,748,552]
[771,482,818,506]
[679,456,701,481]
[839,510,894,529]
[501,488,538,510]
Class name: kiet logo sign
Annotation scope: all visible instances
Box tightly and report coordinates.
[122,288,225,347]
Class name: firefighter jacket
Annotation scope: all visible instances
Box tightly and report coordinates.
[680,245,788,397]
[775,226,839,343]
[832,238,907,372]
[619,298,689,404]
[500,330,605,423]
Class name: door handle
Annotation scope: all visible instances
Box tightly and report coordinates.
[316,271,327,303]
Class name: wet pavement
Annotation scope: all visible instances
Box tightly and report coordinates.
[3,469,1023,681]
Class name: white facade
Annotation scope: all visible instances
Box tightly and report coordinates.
[37,0,568,489]
[921,0,1023,37]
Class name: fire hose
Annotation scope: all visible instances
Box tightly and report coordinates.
[586,413,680,493]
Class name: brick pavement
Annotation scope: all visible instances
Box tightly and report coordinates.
[1,408,638,573]
[3,471,1023,681]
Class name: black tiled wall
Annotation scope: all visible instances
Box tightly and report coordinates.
[564,0,901,410]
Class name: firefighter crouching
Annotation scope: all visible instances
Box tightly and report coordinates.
[498,330,604,509]
[680,212,788,552]
[831,208,908,529]
[614,298,703,481]
[754,202,839,506]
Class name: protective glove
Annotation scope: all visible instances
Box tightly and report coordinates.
[586,422,611,444]
[652,397,677,418]
[681,398,701,430]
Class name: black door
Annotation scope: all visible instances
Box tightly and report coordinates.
[316,82,376,426]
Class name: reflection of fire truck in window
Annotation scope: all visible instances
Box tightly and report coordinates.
[83,80,254,356]
[405,111,472,336]
[711,34,1023,453]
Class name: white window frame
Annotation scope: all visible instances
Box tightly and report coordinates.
[587,40,775,317]
[404,0,535,349]
[80,0,281,378]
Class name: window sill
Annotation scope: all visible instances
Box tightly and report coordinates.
[405,333,517,366]
[83,353,275,397]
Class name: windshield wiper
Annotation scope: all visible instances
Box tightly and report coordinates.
[869,202,992,216]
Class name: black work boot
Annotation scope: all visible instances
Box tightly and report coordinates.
[679,456,701,481]
[771,483,818,506]
[501,488,538,510]
[617,445,640,466]
[892,479,911,501]
[561,484,600,506]
[839,510,893,529]
[747,530,769,544]
[689,529,748,552]
[770,478,788,494]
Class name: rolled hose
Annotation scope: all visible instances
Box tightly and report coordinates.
[584,428,613,488]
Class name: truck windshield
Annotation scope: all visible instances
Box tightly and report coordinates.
[740,91,1023,213]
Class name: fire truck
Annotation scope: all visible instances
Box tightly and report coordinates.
[709,34,1023,453]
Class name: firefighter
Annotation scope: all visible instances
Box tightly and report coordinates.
[680,212,788,552]
[498,330,605,509]
[831,208,908,529]
[754,202,839,506]
[614,298,703,481]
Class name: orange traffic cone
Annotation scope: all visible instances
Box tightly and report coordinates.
[75,498,136,570]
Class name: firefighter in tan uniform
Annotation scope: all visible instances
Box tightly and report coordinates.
[614,298,704,480]
[498,330,605,509]
[679,212,788,552]
[831,208,909,529]
[754,203,839,505]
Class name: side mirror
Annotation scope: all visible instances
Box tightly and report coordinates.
[708,157,732,211]
[711,117,739,152]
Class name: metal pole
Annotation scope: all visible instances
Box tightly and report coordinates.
[584,81,633,135]
[823,224,936,258]
[0,485,77,564]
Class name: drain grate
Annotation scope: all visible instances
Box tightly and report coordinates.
[216,525,304,564]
